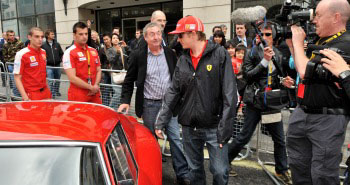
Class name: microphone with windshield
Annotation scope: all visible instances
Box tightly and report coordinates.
[231,6,268,47]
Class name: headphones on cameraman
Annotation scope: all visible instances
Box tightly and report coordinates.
[256,21,277,39]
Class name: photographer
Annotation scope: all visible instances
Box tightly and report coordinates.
[228,22,293,184]
[286,0,350,184]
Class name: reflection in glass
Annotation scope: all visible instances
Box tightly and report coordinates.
[17,0,35,17]
[98,9,121,36]
[37,13,56,33]
[1,0,17,20]
[18,16,36,42]
[2,19,18,35]
[35,0,54,14]
[0,146,107,185]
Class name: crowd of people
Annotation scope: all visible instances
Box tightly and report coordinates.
[1,0,350,184]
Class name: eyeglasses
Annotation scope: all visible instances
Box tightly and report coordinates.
[262,33,272,37]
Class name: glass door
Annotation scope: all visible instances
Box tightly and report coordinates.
[122,17,150,42]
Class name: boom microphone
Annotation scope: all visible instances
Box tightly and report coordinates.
[231,6,267,23]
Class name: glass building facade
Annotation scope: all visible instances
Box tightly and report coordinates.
[97,1,183,43]
[0,0,55,41]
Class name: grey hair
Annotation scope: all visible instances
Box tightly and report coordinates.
[143,22,161,37]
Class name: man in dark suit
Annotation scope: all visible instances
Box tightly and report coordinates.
[232,23,253,48]
[118,22,190,185]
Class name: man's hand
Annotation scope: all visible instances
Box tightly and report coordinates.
[263,47,275,61]
[291,25,306,48]
[219,144,223,148]
[155,129,164,139]
[282,76,295,88]
[87,20,91,28]
[88,84,99,96]
[320,49,350,77]
[117,104,130,114]
[22,95,30,101]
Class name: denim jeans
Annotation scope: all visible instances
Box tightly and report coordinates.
[101,72,112,106]
[166,117,189,180]
[109,83,121,110]
[227,105,288,174]
[46,68,61,98]
[142,99,189,180]
[182,126,229,185]
[8,65,20,97]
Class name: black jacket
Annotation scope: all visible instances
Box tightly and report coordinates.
[242,45,284,91]
[106,47,128,70]
[155,42,237,144]
[41,39,63,67]
[121,44,177,117]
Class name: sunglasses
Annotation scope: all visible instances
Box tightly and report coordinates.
[262,33,272,37]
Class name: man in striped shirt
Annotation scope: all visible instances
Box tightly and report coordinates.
[118,22,190,185]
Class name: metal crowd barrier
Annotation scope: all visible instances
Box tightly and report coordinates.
[256,109,350,185]
[0,62,138,117]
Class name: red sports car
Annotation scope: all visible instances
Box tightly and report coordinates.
[0,101,162,185]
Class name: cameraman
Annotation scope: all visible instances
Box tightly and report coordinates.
[286,0,350,184]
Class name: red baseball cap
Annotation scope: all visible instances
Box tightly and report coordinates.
[169,16,204,34]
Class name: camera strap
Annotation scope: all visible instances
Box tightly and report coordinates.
[310,30,346,60]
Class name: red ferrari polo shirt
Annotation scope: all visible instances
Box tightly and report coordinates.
[190,41,207,70]
[63,42,101,90]
[13,45,47,92]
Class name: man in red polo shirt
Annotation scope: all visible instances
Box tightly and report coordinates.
[155,16,237,185]
[14,27,51,101]
[63,22,102,104]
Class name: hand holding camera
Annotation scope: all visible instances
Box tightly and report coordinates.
[320,49,350,77]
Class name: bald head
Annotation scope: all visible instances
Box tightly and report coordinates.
[322,0,350,24]
[151,10,167,31]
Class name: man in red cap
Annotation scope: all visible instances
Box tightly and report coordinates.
[14,27,51,101]
[155,15,238,185]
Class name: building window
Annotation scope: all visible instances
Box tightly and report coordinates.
[1,0,17,20]
[97,9,121,35]
[0,0,56,41]
[18,16,36,41]
[17,0,35,17]
[2,19,18,34]
[35,0,54,14]
[37,13,55,33]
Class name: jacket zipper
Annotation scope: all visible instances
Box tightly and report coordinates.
[50,44,55,66]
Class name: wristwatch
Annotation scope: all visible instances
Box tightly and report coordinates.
[339,70,350,81]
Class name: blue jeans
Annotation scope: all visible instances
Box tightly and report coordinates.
[109,83,121,110]
[166,117,189,180]
[228,105,288,174]
[142,99,189,180]
[182,126,229,185]
[8,65,20,97]
[46,68,61,98]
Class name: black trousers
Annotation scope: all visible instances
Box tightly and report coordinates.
[228,105,288,174]
[287,106,350,185]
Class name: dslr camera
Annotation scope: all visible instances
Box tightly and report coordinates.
[273,0,317,41]
[305,47,350,81]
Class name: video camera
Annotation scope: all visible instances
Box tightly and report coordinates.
[305,46,350,81]
[273,0,317,41]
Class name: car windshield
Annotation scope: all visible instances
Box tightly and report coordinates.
[0,146,107,185]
